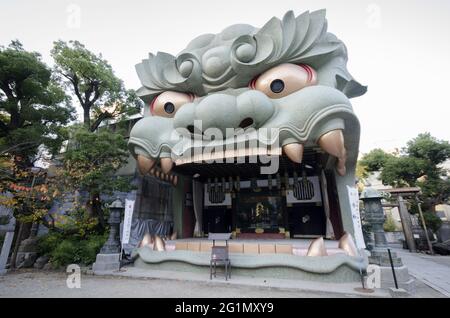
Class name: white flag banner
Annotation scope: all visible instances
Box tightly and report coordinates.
[122,199,135,245]
[347,186,366,249]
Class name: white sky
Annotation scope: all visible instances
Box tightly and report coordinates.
[1,0,449,155]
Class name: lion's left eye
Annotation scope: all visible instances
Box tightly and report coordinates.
[250,63,317,98]
[150,91,194,118]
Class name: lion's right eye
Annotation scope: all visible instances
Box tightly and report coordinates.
[250,63,317,99]
[151,91,194,118]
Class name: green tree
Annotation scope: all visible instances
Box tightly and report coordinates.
[51,40,140,229]
[51,40,138,132]
[0,40,72,224]
[0,41,74,166]
[422,211,443,233]
[0,40,75,268]
[406,133,450,168]
[381,156,427,187]
[359,148,395,172]
[360,133,450,218]
[62,126,132,228]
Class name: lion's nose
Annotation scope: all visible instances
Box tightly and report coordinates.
[173,90,274,135]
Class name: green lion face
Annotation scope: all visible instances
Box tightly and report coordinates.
[128,10,366,182]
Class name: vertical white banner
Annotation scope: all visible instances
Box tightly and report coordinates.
[347,186,366,249]
[122,199,135,245]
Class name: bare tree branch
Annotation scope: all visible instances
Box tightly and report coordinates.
[90,111,112,132]
[62,72,85,107]
[1,141,38,156]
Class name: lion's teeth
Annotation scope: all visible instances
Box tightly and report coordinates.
[161,157,174,173]
[318,130,347,176]
[172,175,178,186]
[137,155,156,175]
[283,143,304,163]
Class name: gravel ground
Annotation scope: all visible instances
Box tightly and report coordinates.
[0,270,376,298]
[0,269,445,298]
[0,270,349,298]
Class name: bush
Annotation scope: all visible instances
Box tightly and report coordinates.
[423,212,443,233]
[384,215,397,232]
[61,207,100,238]
[36,208,109,267]
[51,239,80,267]
[78,234,107,265]
[38,232,107,267]
[37,232,63,256]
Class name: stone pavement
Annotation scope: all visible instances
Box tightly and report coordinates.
[0,270,379,298]
[393,248,450,297]
[108,266,389,298]
[106,264,448,298]
[0,267,444,297]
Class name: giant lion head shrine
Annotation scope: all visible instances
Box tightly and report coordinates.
[122,9,369,282]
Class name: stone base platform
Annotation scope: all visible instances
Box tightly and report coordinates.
[132,246,368,283]
[93,253,120,274]
[98,266,389,297]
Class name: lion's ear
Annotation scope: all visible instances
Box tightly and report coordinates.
[336,74,367,99]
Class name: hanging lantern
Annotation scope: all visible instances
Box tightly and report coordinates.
[284,171,290,189]
[251,177,261,192]
[293,171,299,184]
[222,177,226,192]
[276,173,281,189]
[214,177,219,191]
[293,167,315,200]
[250,177,257,188]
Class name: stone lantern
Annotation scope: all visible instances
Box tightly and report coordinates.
[360,187,401,267]
[100,199,124,254]
[359,187,416,294]
[93,199,124,273]
[360,188,388,251]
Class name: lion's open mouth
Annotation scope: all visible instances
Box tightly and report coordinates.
[129,128,342,187]
[171,146,323,179]
[129,121,349,187]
